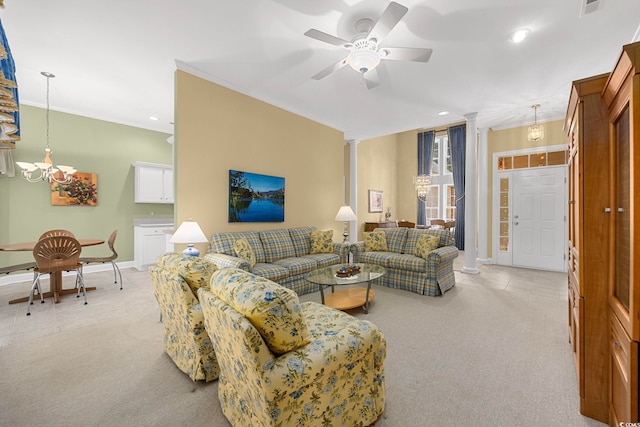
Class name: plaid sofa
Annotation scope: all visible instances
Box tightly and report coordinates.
[204,227,349,296]
[351,228,459,296]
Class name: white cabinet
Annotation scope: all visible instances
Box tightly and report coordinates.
[133,162,174,203]
[134,224,172,270]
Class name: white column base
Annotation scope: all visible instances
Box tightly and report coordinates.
[476,258,491,264]
[461,266,480,275]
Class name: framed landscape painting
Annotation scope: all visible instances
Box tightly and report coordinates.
[228,170,285,222]
[369,190,383,213]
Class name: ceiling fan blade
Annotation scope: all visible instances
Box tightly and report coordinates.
[381,47,433,62]
[304,29,351,48]
[363,68,380,89]
[367,2,408,43]
[311,58,348,80]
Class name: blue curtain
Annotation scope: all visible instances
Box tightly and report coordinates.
[448,125,465,249]
[0,18,19,142]
[417,131,434,226]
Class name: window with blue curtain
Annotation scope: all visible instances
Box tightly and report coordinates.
[448,125,466,249]
[417,130,434,226]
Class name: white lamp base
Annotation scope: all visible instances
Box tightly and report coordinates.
[181,245,200,257]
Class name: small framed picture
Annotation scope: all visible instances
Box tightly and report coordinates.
[368,190,383,213]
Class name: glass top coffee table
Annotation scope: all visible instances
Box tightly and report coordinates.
[305,263,386,314]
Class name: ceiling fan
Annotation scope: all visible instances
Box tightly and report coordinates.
[304,1,433,89]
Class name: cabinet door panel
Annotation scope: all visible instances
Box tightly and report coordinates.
[136,166,164,203]
[610,311,638,423]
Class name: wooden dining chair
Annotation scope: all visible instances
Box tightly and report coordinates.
[28,236,87,316]
[39,229,76,240]
[430,219,445,229]
[444,220,456,232]
[78,230,122,290]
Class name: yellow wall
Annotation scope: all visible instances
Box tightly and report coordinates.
[354,134,398,241]
[396,129,420,224]
[174,70,345,255]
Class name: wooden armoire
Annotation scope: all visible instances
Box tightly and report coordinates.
[566,73,611,423]
[602,41,640,426]
[567,41,640,426]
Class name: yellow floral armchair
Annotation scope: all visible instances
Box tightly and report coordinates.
[149,252,220,382]
[198,267,386,427]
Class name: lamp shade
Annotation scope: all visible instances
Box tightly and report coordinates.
[334,206,357,222]
[169,220,208,244]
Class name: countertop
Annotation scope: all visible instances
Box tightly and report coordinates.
[133,218,174,227]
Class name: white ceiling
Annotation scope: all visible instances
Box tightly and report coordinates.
[2,0,639,141]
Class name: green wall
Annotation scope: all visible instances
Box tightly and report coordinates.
[1,105,173,268]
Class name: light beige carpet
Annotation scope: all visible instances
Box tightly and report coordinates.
[0,261,605,427]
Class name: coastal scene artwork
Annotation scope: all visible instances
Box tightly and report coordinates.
[229,170,285,222]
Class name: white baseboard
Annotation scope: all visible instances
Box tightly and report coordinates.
[0,261,136,287]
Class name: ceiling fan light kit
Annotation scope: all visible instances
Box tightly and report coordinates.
[347,48,381,74]
[304,1,432,88]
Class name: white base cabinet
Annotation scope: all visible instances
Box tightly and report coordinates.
[134,224,172,271]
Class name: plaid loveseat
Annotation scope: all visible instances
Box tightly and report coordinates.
[204,227,349,296]
[351,228,458,296]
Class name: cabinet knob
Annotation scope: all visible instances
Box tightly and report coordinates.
[613,341,622,349]
[604,207,611,213]
[618,207,625,213]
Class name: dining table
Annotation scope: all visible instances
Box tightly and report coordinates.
[0,238,105,304]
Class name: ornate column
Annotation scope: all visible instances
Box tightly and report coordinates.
[477,128,490,264]
[347,140,358,241]
[462,113,480,274]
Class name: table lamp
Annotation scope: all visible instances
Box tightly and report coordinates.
[334,205,357,243]
[169,219,208,257]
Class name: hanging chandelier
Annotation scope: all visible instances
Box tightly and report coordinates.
[16,72,76,184]
[414,174,431,202]
[527,104,544,142]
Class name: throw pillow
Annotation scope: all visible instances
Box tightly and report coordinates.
[209,268,311,354]
[309,230,334,254]
[178,257,217,296]
[414,234,440,259]
[364,231,388,252]
[234,238,256,268]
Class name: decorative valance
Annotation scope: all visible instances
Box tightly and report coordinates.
[0,16,19,148]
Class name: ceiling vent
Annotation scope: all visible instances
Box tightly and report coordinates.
[580,0,604,17]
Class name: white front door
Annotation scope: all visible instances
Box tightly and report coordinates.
[512,167,566,271]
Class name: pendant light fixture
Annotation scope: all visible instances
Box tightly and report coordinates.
[527,104,544,142]
[16,72,76,184]
[414,174,432,202]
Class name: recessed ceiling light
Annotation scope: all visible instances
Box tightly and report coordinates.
[149,116,159,121]
[507,29,530,43]
[438,111,449,116]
